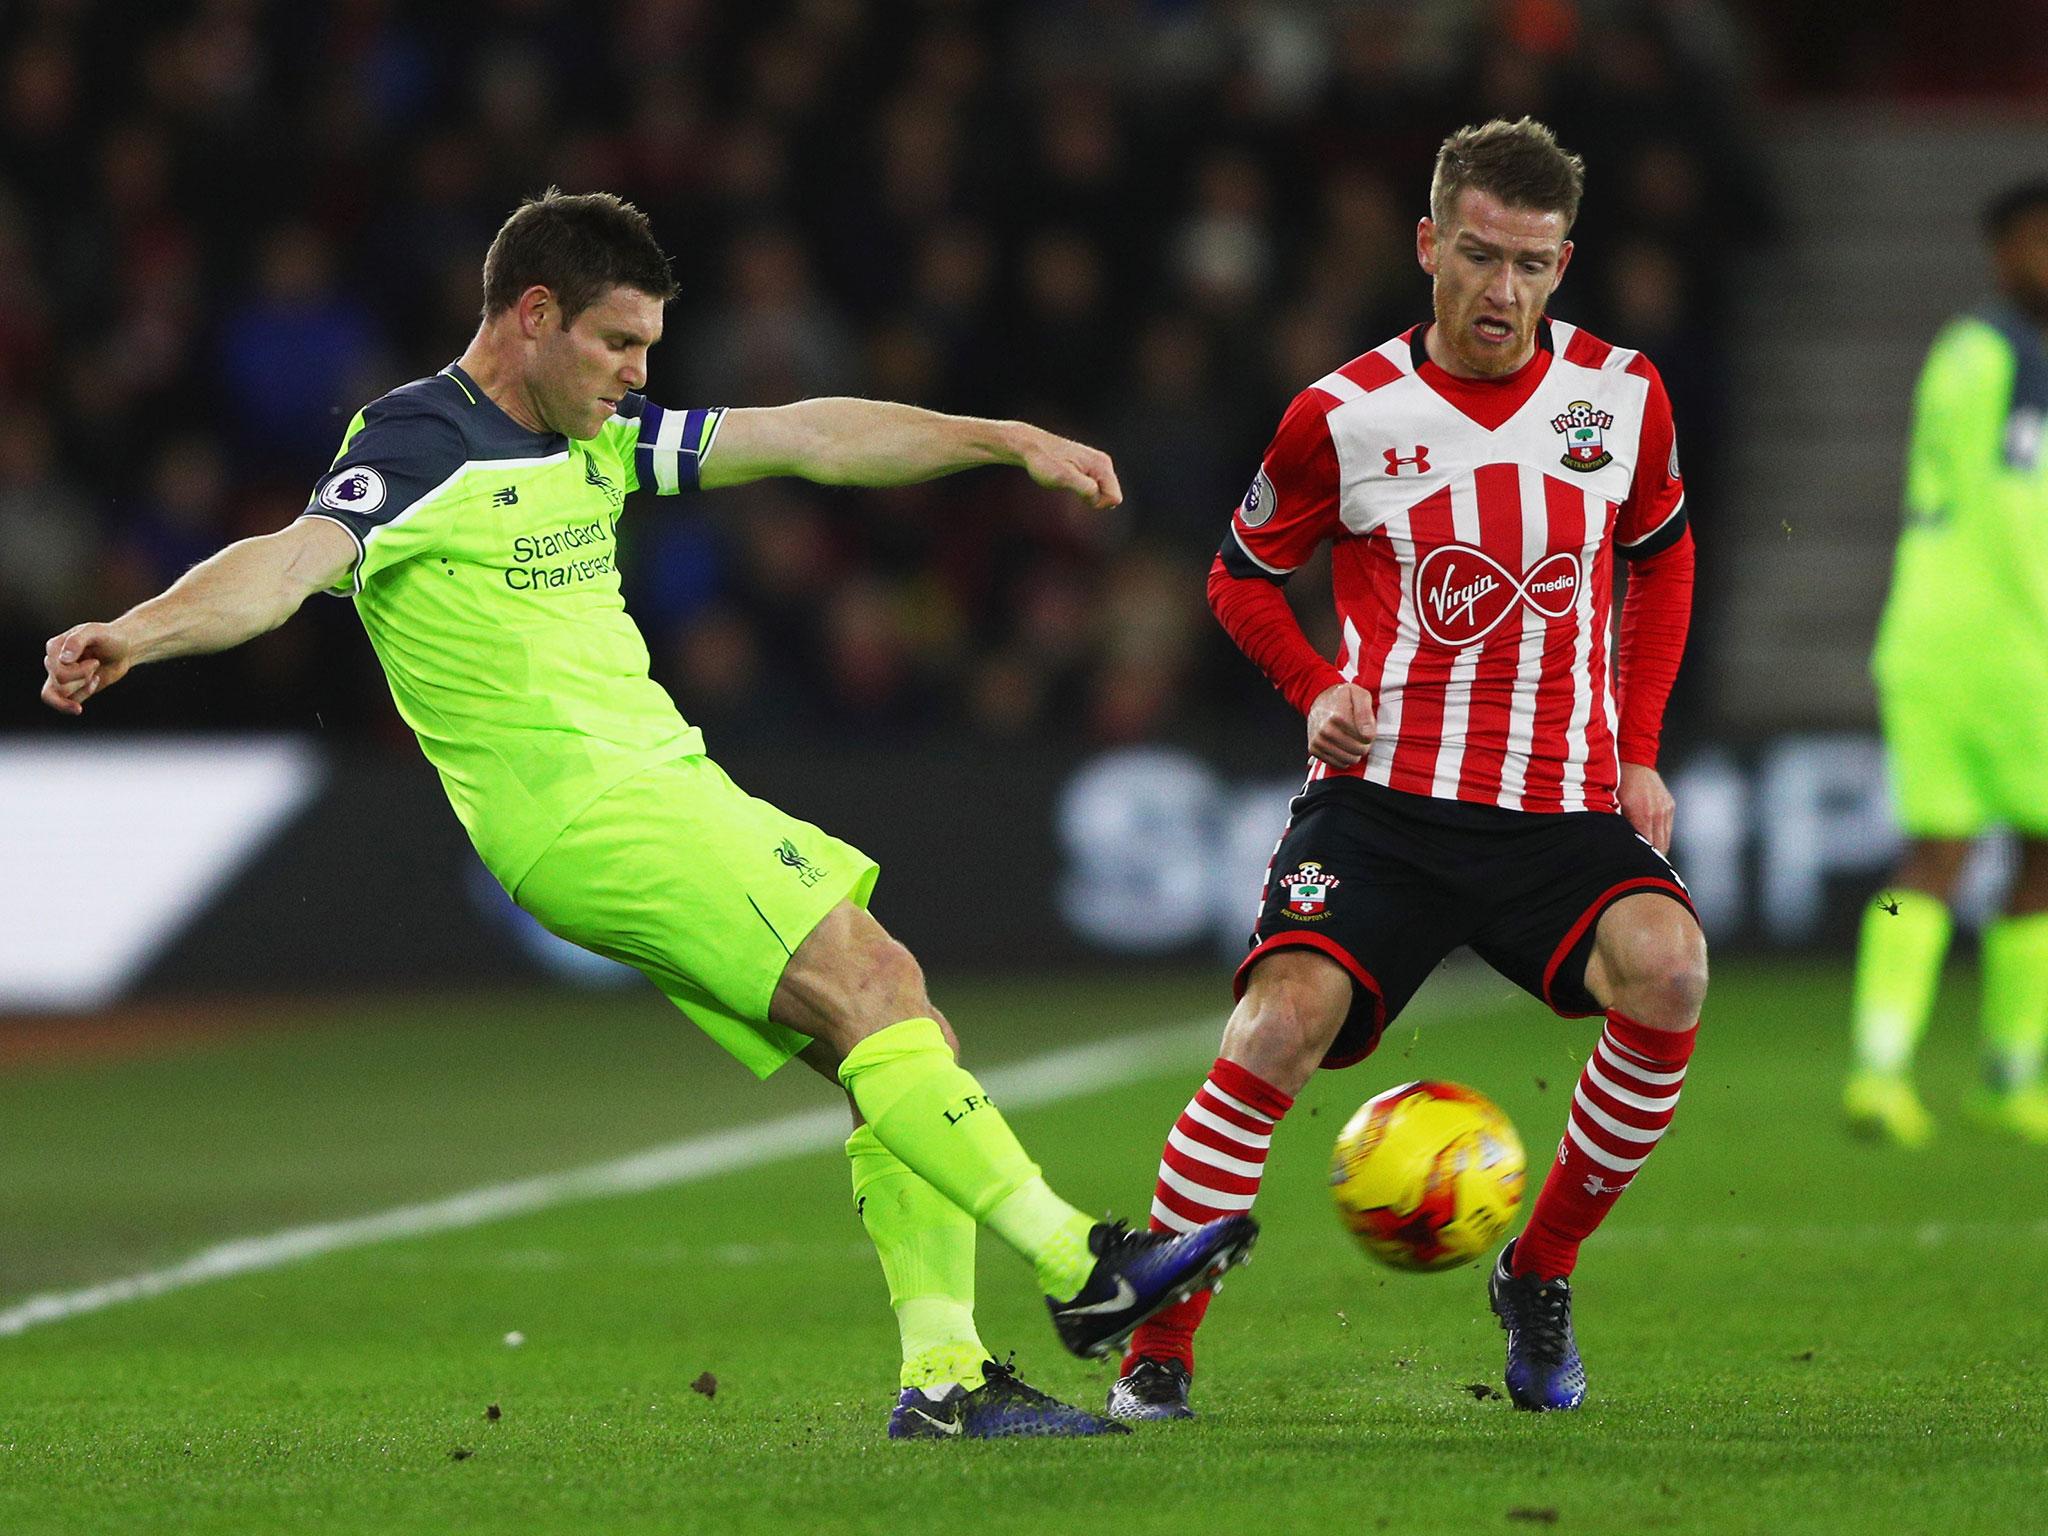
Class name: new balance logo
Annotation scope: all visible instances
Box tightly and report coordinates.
[1383,446,1430,475]
[492,486,519,507]
[1581,1173,1628,1197]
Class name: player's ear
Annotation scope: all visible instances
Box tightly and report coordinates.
[1417,217,1439,276]
[514,284,555,340]
[1552,239,1574,291]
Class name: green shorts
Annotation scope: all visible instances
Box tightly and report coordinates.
[1878,677,2048,838]
[512,755,880,1078]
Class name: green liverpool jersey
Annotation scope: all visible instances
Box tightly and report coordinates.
[299,363,726,885]
[1874,306,2048,694]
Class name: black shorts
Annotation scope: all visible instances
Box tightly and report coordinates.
[1237,778,1695,1070]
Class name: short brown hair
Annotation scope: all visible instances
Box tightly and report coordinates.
[481,188,679,324]
[1430,118,1586,235]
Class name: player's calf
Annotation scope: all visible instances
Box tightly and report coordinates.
[807,905,1257,1362]
[1510,1008,1697,1282]
[1512,898,1702,1290]
[1116,951,1347,1389]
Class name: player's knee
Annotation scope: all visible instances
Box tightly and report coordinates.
[777,906,937,1052]
[862,934,931,1018]
[1230,952,1352,1085]
[1615,930,1708,1029]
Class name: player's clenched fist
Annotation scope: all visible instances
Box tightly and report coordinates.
[40,623,132,716]
[1014,425,1123,510]
[1307,681,1376,769]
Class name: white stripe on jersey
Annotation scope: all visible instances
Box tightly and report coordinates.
[1312,369,1368,404]
[1365,502,1421,788]
[1495,462,1551,811]
[1595,528,1623,788]
[1557,484,1600,811]
[1429,474,1484,799]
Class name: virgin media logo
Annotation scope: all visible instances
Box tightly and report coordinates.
[1415,545,1580,646]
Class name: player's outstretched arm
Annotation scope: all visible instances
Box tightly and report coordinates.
[40,518,358,716]
[700,398,1122,508]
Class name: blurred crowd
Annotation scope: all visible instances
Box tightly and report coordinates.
[0,0,1774,752]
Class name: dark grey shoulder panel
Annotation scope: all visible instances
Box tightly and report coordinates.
[439,363,567,461]
[304,379,471,539]
[1976,304,2048,470]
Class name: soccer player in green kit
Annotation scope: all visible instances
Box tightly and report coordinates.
[40,190,1256,1439]
[1846,179,2048,1147]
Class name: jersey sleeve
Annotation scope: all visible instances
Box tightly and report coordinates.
[1615,358,1687,561]
[298,398,467,594]
[618,396,726,496]
[1903,319,2012,526]
[1215,388,1343,582]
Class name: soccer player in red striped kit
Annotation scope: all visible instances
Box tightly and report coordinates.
[1108,118,1703,1419]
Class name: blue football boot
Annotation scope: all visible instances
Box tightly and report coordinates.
[886,1358,1128,1439]
[1488,1240,1588,1411]
[1047,1215,1258,1360]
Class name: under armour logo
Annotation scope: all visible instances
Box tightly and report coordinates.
[1383,446,1430,475]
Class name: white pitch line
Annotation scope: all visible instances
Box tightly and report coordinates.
[0,1014,1233,1340]
[0,971,1514,1341]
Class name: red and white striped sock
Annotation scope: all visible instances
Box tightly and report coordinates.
[1512,1011,1696,1280]
[1122,1057,1294,1375]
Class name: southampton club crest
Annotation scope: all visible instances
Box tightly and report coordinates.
[1551,400,1615,472]
[1283,860,1340,920]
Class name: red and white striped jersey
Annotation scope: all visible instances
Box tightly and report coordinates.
[1222,320,1686,815]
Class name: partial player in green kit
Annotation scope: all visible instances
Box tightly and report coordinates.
[1847,179,2048,1147]
[40,189,1256,1439]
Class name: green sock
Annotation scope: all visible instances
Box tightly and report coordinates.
[838,1018,1097,1300]
[846,1123,989,1391]
[1981,912,2048,1093]
[1851,889,1952,1074]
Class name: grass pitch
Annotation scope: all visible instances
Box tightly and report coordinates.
[1,961,2043,1535]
